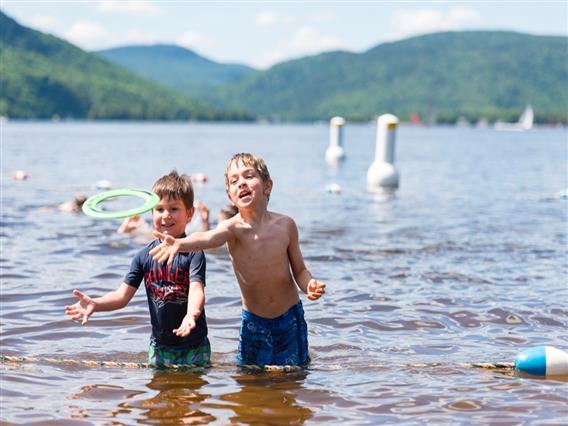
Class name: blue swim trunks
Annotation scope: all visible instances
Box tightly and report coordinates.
[237,301,311,367]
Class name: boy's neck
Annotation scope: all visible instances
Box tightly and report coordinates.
[239,204,268,224]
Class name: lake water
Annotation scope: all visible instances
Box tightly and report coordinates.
[1,122,567,425]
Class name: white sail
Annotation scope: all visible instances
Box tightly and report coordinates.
[518,104,534,130]
[494,104,534,131]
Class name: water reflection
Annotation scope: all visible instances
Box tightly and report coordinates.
[134,370,215,424]
[220,370,313,425]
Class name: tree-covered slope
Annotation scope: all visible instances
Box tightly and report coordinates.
[96,44,256,98]
[213,31,568,123]
[0,12,251,120]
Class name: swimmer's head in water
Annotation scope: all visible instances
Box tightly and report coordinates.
[219,204,239,221]
[75,195,87,207]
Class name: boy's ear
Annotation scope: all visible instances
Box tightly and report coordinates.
[186,206,195,222]
[264,179,273,197]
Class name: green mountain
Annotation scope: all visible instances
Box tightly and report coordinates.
[96,44,256,98]
[0,11,252,120]
[211,31,566,123]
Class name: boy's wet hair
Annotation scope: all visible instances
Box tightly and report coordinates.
[152,170,194,210]
[224,152,271,194]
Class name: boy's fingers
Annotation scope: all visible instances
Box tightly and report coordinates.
[72,289,84,299]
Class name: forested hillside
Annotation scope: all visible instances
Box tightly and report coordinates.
[0,12,251,120]
[3,8,566,124]
[210,31,567,123]
[97,45,255,98]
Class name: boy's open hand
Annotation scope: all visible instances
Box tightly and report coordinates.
[150,231,180,264]
[65,289,95,325]
[173,314,197,337]
[307,279,326,300]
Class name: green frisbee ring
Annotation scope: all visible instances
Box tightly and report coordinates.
[82,189,160,219]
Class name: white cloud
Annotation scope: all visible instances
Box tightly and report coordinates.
[253,26,346,69]
[26,15,58,33]
[256,11,278,27]
[255,11,294,27]
[311,11,334,23]
[288,26,345,52]
[255,50,289,69]
[64,20,112,49]
[97,0,161,16]
[390,7,481,40]
[177,31,215,52]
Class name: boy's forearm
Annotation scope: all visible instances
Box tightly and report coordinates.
[187,284,205,317]
[295,268,313,294]
[178,231,223,252]
[93,292,126,312]
[178,234,201,252]
[92,289,130,312]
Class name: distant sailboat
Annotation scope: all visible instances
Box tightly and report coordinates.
[518,104,534,130]
[495,105,534,131]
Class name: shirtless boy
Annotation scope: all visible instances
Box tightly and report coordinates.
[150,153,325,366]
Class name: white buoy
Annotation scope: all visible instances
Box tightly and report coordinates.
[94,179,112,190]
[515,346,568,376]
[324,183,342,194]
[367,114,399,192]
[12,170,28,180]
[191,172,208,183]
[325,116,346,165]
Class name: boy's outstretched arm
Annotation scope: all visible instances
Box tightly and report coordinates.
[150,222,233,265]
[173,281,205,337]
[65,283,137,325]
[287,218,326,301]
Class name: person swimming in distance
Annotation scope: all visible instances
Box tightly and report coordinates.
[197,201,238,231]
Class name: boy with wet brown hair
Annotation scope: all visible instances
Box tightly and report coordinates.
[66,170,210,368]
[150,153,325,367]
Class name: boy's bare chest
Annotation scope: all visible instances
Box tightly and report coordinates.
[234,227,288,259]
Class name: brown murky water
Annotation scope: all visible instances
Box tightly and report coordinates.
[1,123,567,424]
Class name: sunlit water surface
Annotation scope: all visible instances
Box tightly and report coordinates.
[1,122,567,425]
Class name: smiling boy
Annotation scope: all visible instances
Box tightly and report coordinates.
[65,171,210,368]
[150,153,325,367]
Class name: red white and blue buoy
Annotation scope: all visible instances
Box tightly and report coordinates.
[515,346,568,376]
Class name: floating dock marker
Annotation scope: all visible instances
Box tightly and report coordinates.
[367,114,399,192]
[94,179,112,190]
[325,116,346,165]
[12,170,28,180]
[515,346,568,376]
[324,183,341,194]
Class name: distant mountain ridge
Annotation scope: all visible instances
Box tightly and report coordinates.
[213,31,568,123]
[98,31,567,123]
[96,45,256,97]
[2,8,566,123]
[0,11,251,120]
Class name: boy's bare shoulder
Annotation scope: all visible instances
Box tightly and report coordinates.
[218,213,241,230]
[267,211,296,229]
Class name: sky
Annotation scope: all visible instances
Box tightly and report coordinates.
[1,1,567,69]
